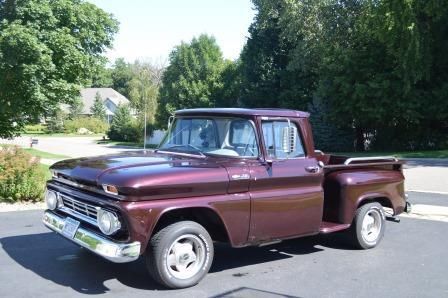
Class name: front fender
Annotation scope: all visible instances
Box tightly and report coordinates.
[119,193,251,253]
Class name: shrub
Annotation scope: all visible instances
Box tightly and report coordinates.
[24,124,46,134]
[107,104,143,142]
[0,146,47,202]
[108,120,142,142]
[64,116,109,134]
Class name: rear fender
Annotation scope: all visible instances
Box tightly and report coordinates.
[325,169,406,224]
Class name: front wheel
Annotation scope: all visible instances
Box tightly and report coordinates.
[146,221,214,289]
[349,202,386,249]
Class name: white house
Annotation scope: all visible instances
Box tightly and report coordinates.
[79,88,132,123]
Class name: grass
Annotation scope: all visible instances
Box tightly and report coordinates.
[96,140,158,149]
[39,163,51,181]
[331,150,448,158]
[23,132,106,138]
[24,148,70,159]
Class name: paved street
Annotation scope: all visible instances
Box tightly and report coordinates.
[0,192,447,298]
[1,136,141,158]
[403,159,448,194]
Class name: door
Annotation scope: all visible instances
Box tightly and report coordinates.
[248,119,324,242]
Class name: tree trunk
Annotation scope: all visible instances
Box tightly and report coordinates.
[355,126,365,152]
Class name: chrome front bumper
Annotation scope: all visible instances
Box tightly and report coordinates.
[43,211,141,263]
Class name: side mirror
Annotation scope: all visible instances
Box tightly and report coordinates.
[167,116,174,129]
[282,125,297,154]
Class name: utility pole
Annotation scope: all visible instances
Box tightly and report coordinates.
[144,99,147,150]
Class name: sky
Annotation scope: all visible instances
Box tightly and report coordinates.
[87,0,256,63]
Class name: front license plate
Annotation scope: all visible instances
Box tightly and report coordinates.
[62,217,80,239]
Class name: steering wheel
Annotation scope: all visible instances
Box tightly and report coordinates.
[243,142,255,156]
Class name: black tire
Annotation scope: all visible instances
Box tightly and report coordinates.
[349,202,386,249]
[146,221,214,289]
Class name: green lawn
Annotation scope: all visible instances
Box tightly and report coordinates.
[24,148,70,159]
[96,140,158,149]
[23,132,106,138]
[331,150,448,158]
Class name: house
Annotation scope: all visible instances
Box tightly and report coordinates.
[79,88,132,123]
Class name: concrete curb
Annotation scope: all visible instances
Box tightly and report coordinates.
[407,190,448,195]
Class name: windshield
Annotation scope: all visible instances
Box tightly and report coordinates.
[158,117,259,158]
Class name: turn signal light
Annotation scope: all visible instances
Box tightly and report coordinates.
[102,184,118,195]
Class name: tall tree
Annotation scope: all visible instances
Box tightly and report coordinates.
[111,58,133,98]
[128,60,164,125]
[90,60,113,88]
[241,0,448,151]
[157,34,229,126]
[90,92,106,120]
[0,0,118,138]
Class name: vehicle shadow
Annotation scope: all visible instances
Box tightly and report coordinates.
[0,232,161,294]
[211,287,301,298]
[0,232,352,294]
[211,232,353,273]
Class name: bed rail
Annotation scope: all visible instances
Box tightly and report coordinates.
[343,156,398,165]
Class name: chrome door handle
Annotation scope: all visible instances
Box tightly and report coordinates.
[305,166,320,173]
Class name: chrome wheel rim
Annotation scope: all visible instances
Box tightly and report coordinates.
[166,234,206,280]
[361,209,382,243]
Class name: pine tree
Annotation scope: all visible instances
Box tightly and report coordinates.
[90,92,107,121]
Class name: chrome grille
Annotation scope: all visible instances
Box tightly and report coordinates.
[58,193,98,226]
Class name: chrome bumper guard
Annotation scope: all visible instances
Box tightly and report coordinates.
[43,211,141,263]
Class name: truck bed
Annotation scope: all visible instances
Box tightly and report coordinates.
[319,154,404,173]
[318,153,406,227]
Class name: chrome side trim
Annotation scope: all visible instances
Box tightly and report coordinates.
[231,173,250,180]
[344,156,398,165]
[43,211,140,263]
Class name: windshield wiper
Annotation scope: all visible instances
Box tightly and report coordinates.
[157,144,206,157]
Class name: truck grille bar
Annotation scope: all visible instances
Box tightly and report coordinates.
[58,193,99,226]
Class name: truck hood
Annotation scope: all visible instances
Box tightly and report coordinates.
[50,150,230,201]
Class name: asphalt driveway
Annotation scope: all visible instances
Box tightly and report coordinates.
[0,192,447,298]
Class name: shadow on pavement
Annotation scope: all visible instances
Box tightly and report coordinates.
[0,232,161,294]
[0,231,353,294]
[210,233,353,274]
[211,287,301,298]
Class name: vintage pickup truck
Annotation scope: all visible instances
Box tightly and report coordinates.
[43,108,411,288]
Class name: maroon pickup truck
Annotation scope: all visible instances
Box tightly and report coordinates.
[43,108,411,288]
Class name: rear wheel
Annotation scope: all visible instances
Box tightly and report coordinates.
[349,202,385,249]
[146,221,214,289]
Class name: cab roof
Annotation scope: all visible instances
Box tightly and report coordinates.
[175,108,310,118]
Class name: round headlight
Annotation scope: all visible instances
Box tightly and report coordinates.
[97,208,121,235]
[45,190,58,210]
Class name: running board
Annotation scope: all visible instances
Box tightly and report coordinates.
[319,222,351,234]
[386,215,401,223]
[258,240,282,247]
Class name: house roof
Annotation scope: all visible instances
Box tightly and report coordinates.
[80,88,129,114]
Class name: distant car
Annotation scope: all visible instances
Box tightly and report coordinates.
[43,108,411,289]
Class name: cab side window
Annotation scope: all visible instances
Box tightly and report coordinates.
[262,121,305,159]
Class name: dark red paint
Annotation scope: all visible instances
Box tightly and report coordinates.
[49,108,407,254]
